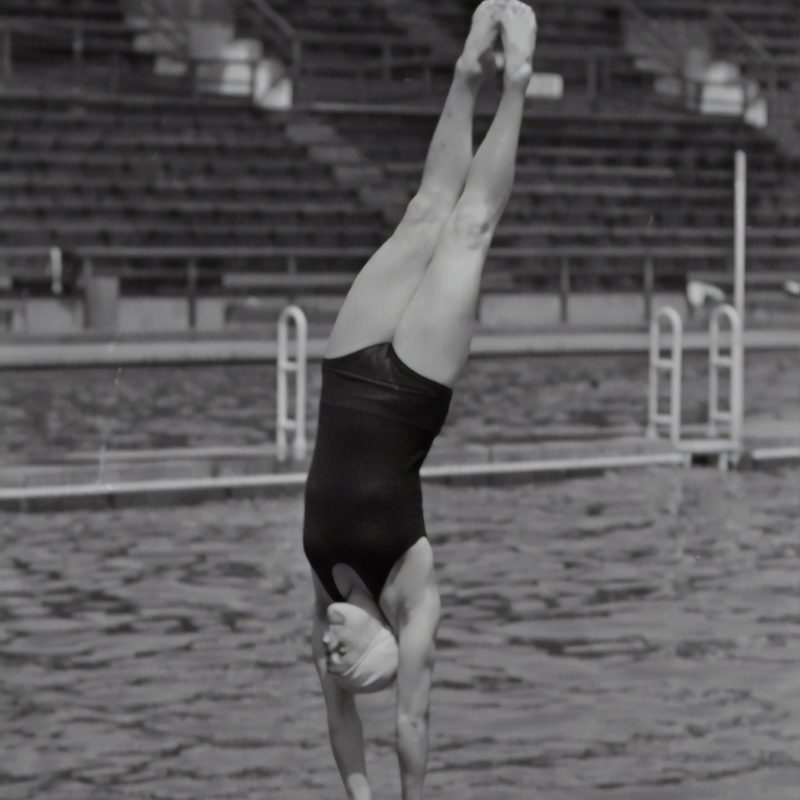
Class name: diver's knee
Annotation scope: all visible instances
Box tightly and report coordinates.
[403,191,456,226]
[447,203,496,248]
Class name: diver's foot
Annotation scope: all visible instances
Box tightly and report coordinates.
[499,0,537,87]
[456,0,503,81]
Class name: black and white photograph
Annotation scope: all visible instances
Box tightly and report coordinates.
[1,1,798,798]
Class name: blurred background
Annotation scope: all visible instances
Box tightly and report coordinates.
[0,0,797,338]
[1,5,799,800]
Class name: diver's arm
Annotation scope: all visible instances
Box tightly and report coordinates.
[395,585,440,800]
[312,613,371,800]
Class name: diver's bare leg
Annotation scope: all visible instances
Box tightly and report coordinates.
[324,0,502,358]
[392,1,537,388]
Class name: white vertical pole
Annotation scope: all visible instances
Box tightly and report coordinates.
[292,310,308,461]
[734,150,747,323]
[733,150,746,447]
[708,310,721,438]
[729,308,743,459]
[647,315,659,440]
[669,312,683,447]
[276,315,289,461]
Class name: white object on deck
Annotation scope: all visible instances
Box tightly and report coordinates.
[686,279,725,309]
[525,72,564,99]
[49,247,63,295]
[276,305,308,463]
[647,306,683,445]
[784,280,800,297]
[750,445,800,463]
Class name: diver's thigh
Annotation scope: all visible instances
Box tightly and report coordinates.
[379,537,438,630]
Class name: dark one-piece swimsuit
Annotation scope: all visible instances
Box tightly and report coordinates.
[303,342,453,603]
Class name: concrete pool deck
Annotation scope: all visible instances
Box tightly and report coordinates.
[0,325,798,368]
[1,426,796,512]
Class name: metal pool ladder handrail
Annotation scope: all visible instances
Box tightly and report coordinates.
[708,304,743,452]
[647,306,683,445]
[276,305,308,463]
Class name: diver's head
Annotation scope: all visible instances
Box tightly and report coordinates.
[323,601,398,694]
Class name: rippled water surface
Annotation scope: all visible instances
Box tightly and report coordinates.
[1,350,798,459]
[2,468,798,799]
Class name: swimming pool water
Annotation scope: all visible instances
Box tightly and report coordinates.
[1,350,797,460]
[1,467,798,799]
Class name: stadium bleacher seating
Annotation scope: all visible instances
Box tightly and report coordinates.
[408,0,624,51]
[421,0,799,60]
[0,93,387,254]
[0,0,136,66]
[0,0,127,25]
[637,0,800,60]
[328,107,799,284]
[268,0,403,38]
[253,0,431,98]
[0,0,797,296]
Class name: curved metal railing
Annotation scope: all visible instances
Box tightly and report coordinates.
[708,303,743,451]
[647,306,683,445]
[276,304,308,463]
